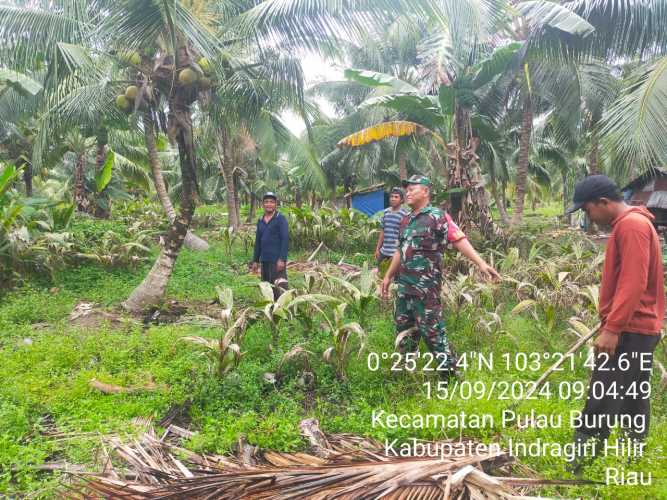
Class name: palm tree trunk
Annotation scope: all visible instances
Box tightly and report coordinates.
[22,162,32,197]
[73,152,88,212]
[295,188,302,208]
[588,130,600,175]
[511,93,532,227]
[447,106,495,238]
[246,193,256,223]
[562,170,571,226]
[143,112,208,250]
[490,178,510,225]
[398,150,407,181]
[233,173,241,224]
[123,93,198,313]
[216,130,240,230]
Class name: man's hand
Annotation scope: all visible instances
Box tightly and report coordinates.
[251,261,259,273]
[276,259,286,272]
[381,277,392,299]
[478,263,500,282]
[374,249,381,260]
[595,330,619,357]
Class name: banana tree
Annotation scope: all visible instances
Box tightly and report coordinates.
[337,45,521,236]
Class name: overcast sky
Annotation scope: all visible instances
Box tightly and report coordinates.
[281,53,343,135]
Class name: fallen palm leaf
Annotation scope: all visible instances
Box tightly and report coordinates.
[71,418,597,499]
[89,378,159,394]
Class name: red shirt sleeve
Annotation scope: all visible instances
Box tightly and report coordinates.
[445,212,466,243]
[604,228,651,334]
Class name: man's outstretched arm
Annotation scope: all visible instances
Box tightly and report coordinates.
[452,238,500,281]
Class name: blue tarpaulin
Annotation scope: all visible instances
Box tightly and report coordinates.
[351,188,386,217]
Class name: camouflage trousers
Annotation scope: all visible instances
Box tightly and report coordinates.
[394,293,454,367]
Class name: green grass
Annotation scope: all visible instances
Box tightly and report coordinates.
[0,212,665,499]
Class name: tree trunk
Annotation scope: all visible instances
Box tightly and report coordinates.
[586,135,600,234]
[295,188,302,208]
[216,130,240,230]
[447,105,495,238]
[123,92,198,313]
[73,152,88,212]
[588,130,600,175]
[22,162,32,197]
[246,193,256,223]
[398,150,407,181]
[143,112,208,250]
[562,170,571,226]
[511,93,532,227]
[490,178,510,225]
[233,171,241,226]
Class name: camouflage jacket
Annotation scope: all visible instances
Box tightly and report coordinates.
[396,206,466,297]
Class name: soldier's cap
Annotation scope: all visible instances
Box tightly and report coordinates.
[262,191,278,201]
[401,175,431,187]
[566,175,620,214]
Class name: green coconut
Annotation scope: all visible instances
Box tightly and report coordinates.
[198,57,211,74]
[115,94,131,111]
[124,85,139,100]
[178,68,199,86]
[129,51,141,65]
[119,50,141,66]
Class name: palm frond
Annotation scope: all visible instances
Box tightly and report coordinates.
[0,4,90,69]
[230,0,440,54]
[0,69,43,97]
[600,56,667,167]
[566,0,667,60]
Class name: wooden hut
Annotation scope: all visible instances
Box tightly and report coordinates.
[621,167,667,227]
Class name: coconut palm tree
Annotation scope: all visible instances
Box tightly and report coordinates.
[556,0,667,171]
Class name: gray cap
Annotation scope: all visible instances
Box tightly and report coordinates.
[566,175,619,213]
[262,191,278,201]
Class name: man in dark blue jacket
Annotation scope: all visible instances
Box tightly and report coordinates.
[252,192,289,299]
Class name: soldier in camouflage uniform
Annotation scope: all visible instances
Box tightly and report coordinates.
[381,175,500,375]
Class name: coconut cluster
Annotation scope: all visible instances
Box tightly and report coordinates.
[115,84,140,112]
[114,54,214,112]
[177,57,213,90]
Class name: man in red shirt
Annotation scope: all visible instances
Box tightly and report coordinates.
[566,175,664,464]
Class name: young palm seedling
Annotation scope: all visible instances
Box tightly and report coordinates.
[220,226,238,258]
[181,287,254,378]
[276,345,316,389]
[257,281,296,346]
[321,303,367,381]
[324,262,376,327]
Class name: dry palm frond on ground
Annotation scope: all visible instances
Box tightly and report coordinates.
[69,419,593,499]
